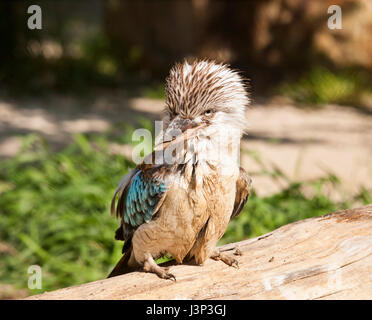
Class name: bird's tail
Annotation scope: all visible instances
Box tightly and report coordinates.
[107,244,138,278]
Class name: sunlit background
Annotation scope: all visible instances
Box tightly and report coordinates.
[0,0,371,298]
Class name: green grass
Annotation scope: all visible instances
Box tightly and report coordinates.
[0,134,131,294]
[279,67,372,108]
[221,178,346,245]
[0,131,370,295]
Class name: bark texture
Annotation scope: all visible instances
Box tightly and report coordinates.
[26,205,372,300]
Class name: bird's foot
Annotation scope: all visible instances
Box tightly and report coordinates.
[233,247,243,256]
[210,249,239,269]
[143,254,176,281]
[220,245,243,256]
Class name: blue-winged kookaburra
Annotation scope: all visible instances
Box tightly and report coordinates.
[108,60,252,280]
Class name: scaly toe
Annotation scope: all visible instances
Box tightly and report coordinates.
[231,259,239,269]
[164,272,176,281]
[233,248,243,256]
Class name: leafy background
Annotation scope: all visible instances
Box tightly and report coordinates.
[1,129,370,295]
[1,0,372,298]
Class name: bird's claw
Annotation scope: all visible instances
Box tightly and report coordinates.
[164,272,177,281]
[143,256,176,281]
[233,248,243,256]
[162,267,176,281]
[221,256,239,268]
[211,250,240,269]
[230,259,239,269]
[151,267,176,281]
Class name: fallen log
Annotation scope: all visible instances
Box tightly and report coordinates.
[26,205,372,300]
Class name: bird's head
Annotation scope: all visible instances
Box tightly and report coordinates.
[159,59,250,145]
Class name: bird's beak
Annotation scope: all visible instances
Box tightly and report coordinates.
[162,116,197,143]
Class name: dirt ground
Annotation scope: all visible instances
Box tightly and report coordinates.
[1,92,371,198]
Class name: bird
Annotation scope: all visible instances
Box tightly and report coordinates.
[108,59,252,280]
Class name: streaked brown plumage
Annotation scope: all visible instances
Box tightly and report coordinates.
[108,59,252,280]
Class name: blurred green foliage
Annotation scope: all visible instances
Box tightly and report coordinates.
[0,128,370,295]
[0,134,131,293]
[141,83,166,100]
[222,177,346,245]
[1,28,146,96]
[279,67,372,109]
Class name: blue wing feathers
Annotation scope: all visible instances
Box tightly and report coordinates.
[124,170,166,228]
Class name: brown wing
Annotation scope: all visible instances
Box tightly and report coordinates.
[230,167,252,220]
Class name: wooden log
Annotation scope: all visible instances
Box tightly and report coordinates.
[26,205,372,300]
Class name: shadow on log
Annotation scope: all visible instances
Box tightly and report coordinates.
[26,205,372,300]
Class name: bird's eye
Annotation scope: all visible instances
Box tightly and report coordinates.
[204,109,212,116]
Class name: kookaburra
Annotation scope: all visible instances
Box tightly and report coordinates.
[108,60,252,280]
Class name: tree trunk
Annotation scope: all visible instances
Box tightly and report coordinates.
[26,205,372,300]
